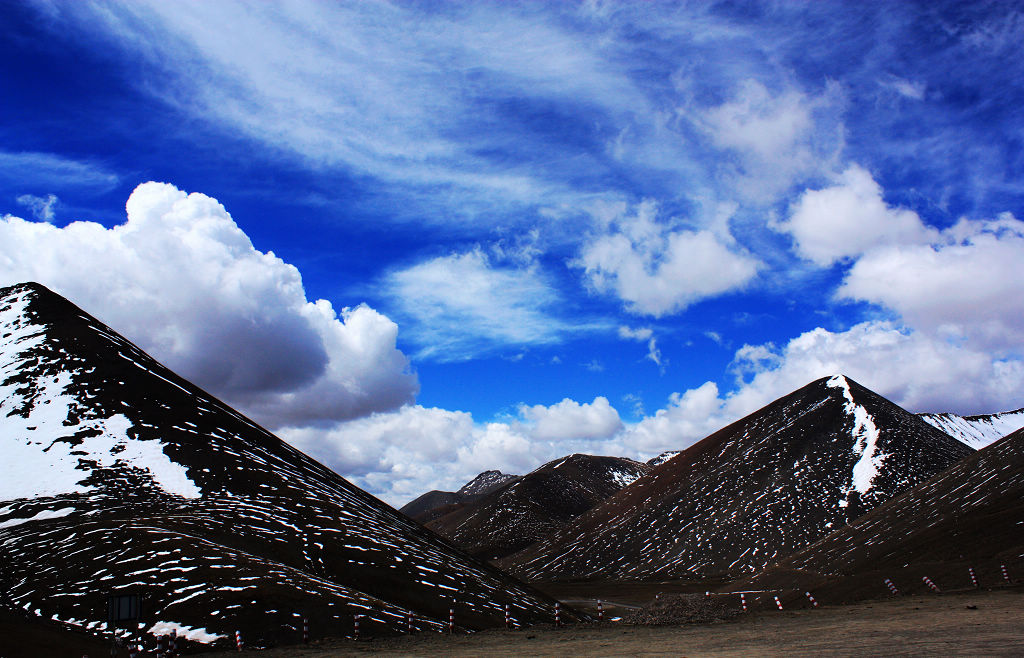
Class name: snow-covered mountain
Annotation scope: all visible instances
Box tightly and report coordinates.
[919,408,1024,449]
[0,283,569,653]
[426,454,650,561]
[500,376,974,581]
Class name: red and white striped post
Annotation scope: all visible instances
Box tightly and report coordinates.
[354,615,361,641]
[969,567,979,588]
[235,630,243,651]
[448,608,454,634]
[302,617,309,643]
[555,602,561,627]
[705,591,711,600]
[407,614,413,634]
[773,595,784,610]
[1001,564,1011,583]
[597,599,604,621]
[922,576,941,593]
[884,578,900,595]
[805,592,819,607]
[740,593,747,612]
[505,604,512,629]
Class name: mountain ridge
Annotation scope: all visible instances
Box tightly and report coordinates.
[426,454,650,561]
[500,375,974,581]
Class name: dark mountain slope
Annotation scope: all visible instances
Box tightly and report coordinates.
[427,454,650,561]
[745,426,1024,596]
[0,282,571,654]
[399,470,519,524]
[501,376,973,581]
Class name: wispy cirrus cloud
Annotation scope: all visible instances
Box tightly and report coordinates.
[383,249,576,361]
[0,150,119,192]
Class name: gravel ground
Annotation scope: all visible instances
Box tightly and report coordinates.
[209,587,1024,657]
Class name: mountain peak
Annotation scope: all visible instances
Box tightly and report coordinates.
[457,469,518,496]
[2,282,568,648]
[501,376,973,581]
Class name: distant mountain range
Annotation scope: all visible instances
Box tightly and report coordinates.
[418,454,649,561]
[499,375,974,581]
[400,470,520,524]
[0,283,569,654]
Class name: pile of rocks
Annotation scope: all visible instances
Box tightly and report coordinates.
[623,593,739,625]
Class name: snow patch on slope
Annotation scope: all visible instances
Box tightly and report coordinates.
[827,375,887,502]
[0,287,201,501]
[920,409,1024,449]
[148,621,224,644]
[609,467,643,488]
[0,506,76,529]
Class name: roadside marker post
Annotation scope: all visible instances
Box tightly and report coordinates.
[302,617,309,643]
[505,604,512,629]
[449,608,454,634]
[354,615,361,641]
[597,599,604,621]
[234,630,243,651]
[407,613,413,634]
[884,578,900,595]
[805,592,819,607]
[922,576,941,593]
[1001,564,1011,583]
[969,567,979,588]
[740,593,747,612]
[774,595,784,610]
[555,602,561,628]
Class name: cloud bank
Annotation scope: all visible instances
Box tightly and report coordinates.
[0,182,417,429]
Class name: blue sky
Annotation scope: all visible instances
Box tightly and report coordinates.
[2,1,1023,504]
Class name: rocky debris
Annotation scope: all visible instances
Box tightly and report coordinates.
[623,593,740,625]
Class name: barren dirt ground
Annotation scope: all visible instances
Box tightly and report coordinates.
[212,588,1023,657]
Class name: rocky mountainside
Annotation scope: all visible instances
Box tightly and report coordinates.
[646,451,681,466]
[745,426,1024,598]
[919,408,1024,449]
[0,283,570,654]
[426,454,651,561]
[500,376,974,581]
[399,470,520,524]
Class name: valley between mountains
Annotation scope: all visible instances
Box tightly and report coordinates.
[2,282,1022,656]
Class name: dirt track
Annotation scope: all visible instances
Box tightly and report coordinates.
[214,588,1023,657]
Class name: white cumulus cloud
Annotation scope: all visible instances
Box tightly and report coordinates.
[0,182,417,429]
[518,396,623,442]
[840,213,1024,352]
[780,164,939,265]
[282,396,628,507]
[576,202,760,317]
